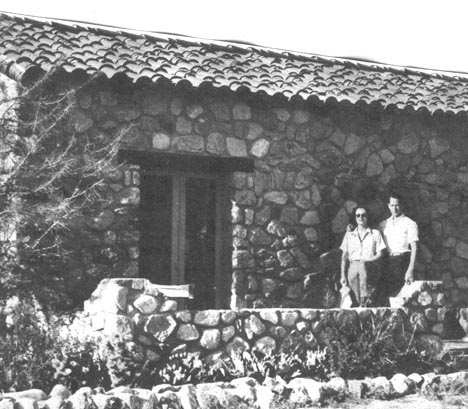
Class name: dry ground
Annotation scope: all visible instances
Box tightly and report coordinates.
[321,394,468,409]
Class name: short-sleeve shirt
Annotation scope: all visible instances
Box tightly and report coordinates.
[379,214,418,255]
[340,227,387,261]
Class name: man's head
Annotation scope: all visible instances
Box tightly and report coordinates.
[388,192,404,217]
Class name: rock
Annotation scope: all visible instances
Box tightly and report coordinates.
[325,377,347,399]
[255,386,275,409]
[286,283,303,299]
[255,336,277,353]
[416,334,443,358]
[280,311,299,326]
[232,250,255,269]
[269,326,287,339]
[330,128,346,146]
[226,337,250,355]
[133,294,161,314]
[264,191,288,205]
[304,227,318,242]
[280,207,298,224]
[1,389,47,401]
[288,378,323,405]
[173,135,204,153]
[408,373,424,388]
[206,132,226,155]
[266,220,287,237]
[13,398,38,409]
[250,228,273,246]
[103,315,134,340]
[144,314,177,342]
[226,138,247,157]
[410,312,429,332]
[273,108,290,122]
[290,248,310,269]
[89,210,115,231]
[347,380,366,399]
[390,373,413,396]
[116,187,140,205]
[222,325,236,342]
[279,267,303,282]
[160,300,177,312]
[194,311,220,327]
[344,133,365,155]
[177,384,199,409]
[332,207,350,233]
[49,385,71,400]
[233,103,251,120]
[64,394,92,409]
[0,399,15,409]
[277,250,294,268]
[73,112,93,133]
[455,241,468,259]
[186,104,203,119]
[175,117,192,134]
[366,153,384,176]
[175,310,192,323]
[221,310,237,324]
[244,315,266,339]
[293,110,310,124]
[177,324,200,341]
[229,379,257,406]
[417,291,432,306]
[429,137,449,158]
[200,329,221,350]
[259,310,278,325]
[300,210,320,226]
[251,139,270,158]
[107,393,146,409]
[366,376,393,398]
[397,130,420,154]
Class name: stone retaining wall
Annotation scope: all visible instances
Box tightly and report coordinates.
[4,371,468,409]
[78,279,449,361]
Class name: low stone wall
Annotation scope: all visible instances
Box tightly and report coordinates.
[77,279,449,361]
[4,371,468,409]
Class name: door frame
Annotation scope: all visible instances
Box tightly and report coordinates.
[142,168,229,308]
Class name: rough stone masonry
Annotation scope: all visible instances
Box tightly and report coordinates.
[61,75,468,309]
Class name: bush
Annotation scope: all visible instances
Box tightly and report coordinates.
[320,311,433,379]
[0,298,110,392]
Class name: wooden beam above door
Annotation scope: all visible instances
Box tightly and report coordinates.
[118,149,254,173]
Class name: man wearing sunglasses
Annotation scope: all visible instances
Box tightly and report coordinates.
[379,192,419,300]
[340,206,386,307]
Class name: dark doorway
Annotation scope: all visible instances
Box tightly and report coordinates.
[139,169,226,309]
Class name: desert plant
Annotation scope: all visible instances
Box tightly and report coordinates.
[0,70,126,310]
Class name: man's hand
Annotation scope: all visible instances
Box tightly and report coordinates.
[404,272,414,285]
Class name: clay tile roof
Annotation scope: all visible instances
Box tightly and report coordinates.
[2,12,468,114]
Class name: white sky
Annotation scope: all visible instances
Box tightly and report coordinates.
[2,0,468,74]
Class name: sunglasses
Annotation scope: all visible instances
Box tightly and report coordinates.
[356,213,367,218]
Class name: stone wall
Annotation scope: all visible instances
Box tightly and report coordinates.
[27,74,468,307]
[77,279,450,361]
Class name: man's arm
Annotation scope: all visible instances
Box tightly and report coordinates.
[405,241,417,283]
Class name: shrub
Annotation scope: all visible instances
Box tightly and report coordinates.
[319,312,433,379]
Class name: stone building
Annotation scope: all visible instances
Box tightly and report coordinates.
[1,12,468,310]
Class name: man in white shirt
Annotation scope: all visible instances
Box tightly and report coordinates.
[379,193,419,300]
